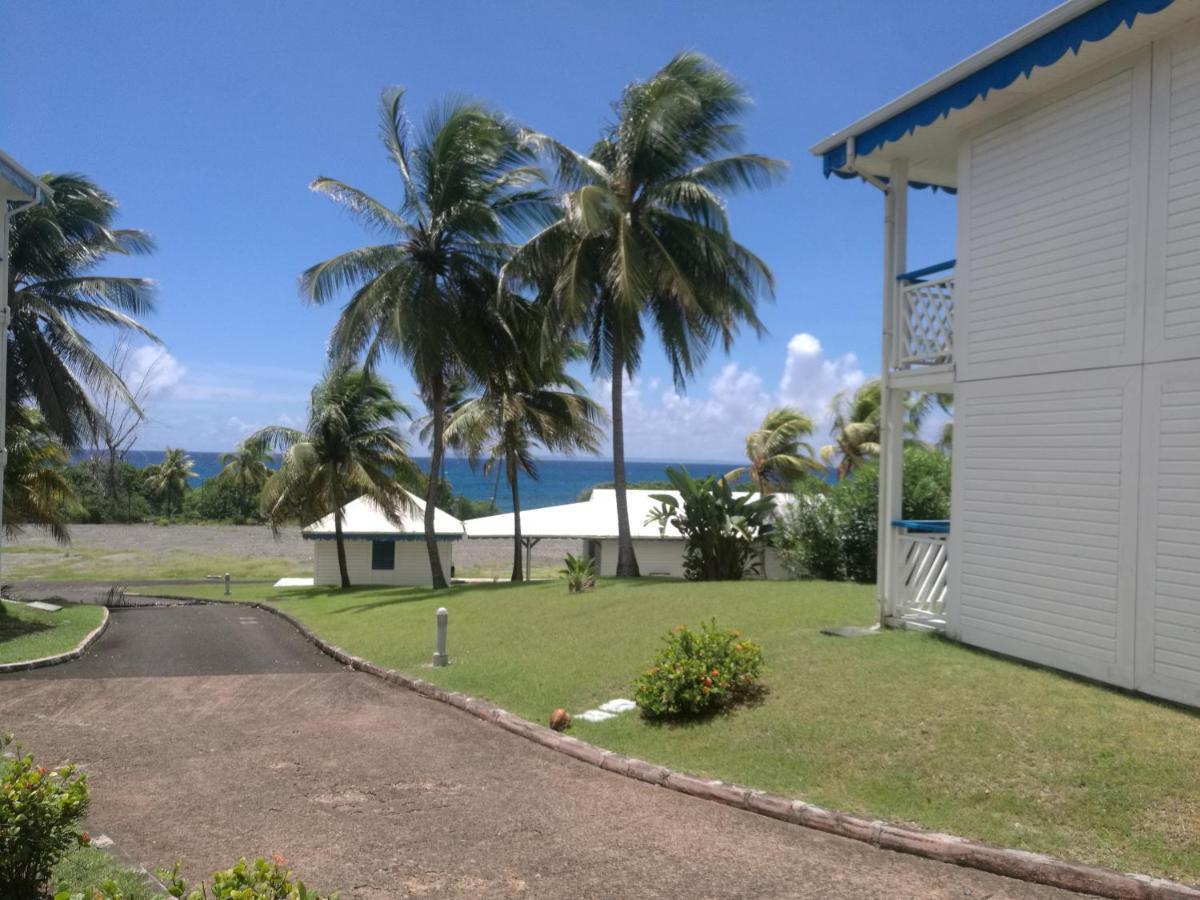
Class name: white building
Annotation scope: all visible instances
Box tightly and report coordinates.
[813,0,1200,705]
[464,488,794,580]
[303,494,464,586]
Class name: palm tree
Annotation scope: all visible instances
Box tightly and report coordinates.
[218,439,273,519]
[4,406,76,544]
[148,448,195,518]
[445,302,603,581]
[821,380,933,479]
[725,406,822,494]
[301,89,549,589]
[507,53,785,577]
[7,173,157,446]
[250,366,416,589]
[821,380,881,479]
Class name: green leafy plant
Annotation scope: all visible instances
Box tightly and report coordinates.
[561,553,596,593]
[53,857,333,900]
[634,620,764,719]
[646,467,775,581]
[0,734,90,899]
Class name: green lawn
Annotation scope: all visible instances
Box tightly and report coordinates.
[0,601,105,664]
[147,578,1200,882]
[52,845,161,900]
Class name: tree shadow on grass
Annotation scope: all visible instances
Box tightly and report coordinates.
[322,581,529,615]
[0,616,53,645]
[636,684,772,731]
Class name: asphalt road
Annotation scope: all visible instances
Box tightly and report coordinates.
[0,605,1085,899]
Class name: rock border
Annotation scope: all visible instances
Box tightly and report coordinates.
[140,595,1200,900]
[0,604,110,673]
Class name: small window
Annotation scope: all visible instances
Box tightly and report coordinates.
[371,540,395,570]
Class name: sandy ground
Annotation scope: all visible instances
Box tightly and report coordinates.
[5,523,581,576]
[0,605,1081,900]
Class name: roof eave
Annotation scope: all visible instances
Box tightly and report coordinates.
[809,0,1110,158]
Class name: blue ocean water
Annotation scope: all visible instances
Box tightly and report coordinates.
[74,450,742,512]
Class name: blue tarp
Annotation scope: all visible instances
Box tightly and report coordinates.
[823,0,1177,182]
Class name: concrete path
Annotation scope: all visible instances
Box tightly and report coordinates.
[0,605,1085,899]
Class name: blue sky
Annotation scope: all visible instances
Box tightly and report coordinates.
[2,0,1057,460]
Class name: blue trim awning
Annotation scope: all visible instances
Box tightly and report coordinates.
[822,0,1176,181]
[0,157,40,202]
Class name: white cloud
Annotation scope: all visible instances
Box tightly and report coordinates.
[127,345,186,401]
[592,333,870,461]
[777,333,867,431]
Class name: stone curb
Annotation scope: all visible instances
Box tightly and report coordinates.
[0,605,110,673]
[144,595,1200,900]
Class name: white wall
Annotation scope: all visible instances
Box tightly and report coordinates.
[951,24,1200,705]
[591,540,791,580]
[312,539,454,587]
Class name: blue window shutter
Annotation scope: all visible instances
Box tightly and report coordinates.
[371,540,395,570]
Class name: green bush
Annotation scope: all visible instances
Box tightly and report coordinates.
[634,620,764,719]
[774,447,950,583]
[0,734,90,899]
[54,856,334,900]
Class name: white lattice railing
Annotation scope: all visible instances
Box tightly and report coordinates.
[896,274,954,370]
[894,530,948,626]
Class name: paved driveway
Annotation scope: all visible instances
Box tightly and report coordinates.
[0,605,1083,899]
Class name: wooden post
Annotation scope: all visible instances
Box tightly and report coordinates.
[877,159,908,626]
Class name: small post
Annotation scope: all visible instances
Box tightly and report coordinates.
[433,607,448,667]
[224,572,231,597]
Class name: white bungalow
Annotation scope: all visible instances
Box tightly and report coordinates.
[464,488,794,580]
[813,0,1200,705]
[303,493,464,586]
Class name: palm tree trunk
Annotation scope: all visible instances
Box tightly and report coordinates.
[509,451,523,583]
[424,382,449,590]
[334,509,350,589]
[611,357,640,578]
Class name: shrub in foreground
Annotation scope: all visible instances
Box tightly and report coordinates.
[56,856,334,900]
[634,620,764,719]
[561,553,596,593]
[0,734,90,899]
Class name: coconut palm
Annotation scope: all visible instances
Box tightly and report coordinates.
[147,448,195,518]
[301,88,549,589]
[4,406,76,544]
[507,52,785,577]
[725,406,822,494]
[7,173,157,446]
[218,439,273,520]
[445,302,603,581]
[822,379,933,478]
[250,366,416,589]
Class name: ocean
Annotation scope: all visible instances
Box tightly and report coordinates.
[75,450,742,513]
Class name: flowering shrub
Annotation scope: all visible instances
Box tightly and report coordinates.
[0,733,91,899]
[160,856,333,900]
[633,620,764,719]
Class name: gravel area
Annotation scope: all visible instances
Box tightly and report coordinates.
[5,524,581,576]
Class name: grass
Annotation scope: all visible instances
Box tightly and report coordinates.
[0,601,105,664]
[160,577,1200,882]
[51,845,162,900]
[2,544,301,582]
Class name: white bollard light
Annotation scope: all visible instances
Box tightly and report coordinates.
[433,607,449,667]
[224,572,231,596]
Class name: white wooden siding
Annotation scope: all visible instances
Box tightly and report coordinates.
[596,539,684,577]
[1136,362,1200,706]
[951,369,1140,687]
[312,540,454,586]
[956,50,1150,382]
[1147,23,1200,361]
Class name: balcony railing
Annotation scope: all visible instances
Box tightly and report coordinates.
[895,260,954,371]
[891,520,949,630]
